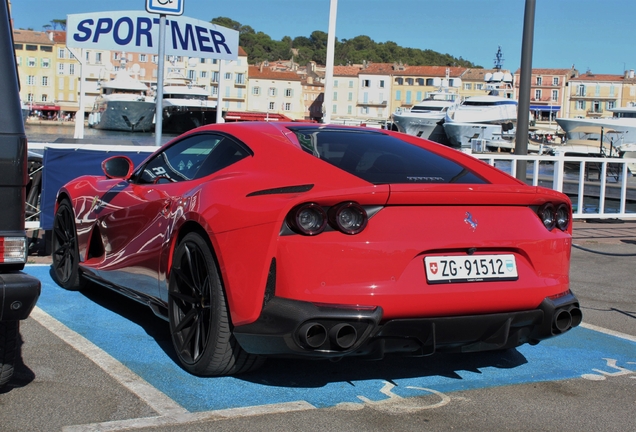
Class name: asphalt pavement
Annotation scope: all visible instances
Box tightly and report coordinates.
[3,220,634,432]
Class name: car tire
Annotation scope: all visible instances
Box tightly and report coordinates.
[168,232,264,376]
[51,199,85,291]
[0,321,18,389]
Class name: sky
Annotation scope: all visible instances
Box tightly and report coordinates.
[9,0,636,75]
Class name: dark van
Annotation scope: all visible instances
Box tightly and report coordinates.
[0,0,41,389]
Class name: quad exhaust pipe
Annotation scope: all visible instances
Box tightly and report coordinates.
[298,322,359,350]
[329,323,357,349]
[552,306,582,334]
[298,322,327,348]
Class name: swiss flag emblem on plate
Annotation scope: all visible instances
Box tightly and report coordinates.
[429,261,438,275]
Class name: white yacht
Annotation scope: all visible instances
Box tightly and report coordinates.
[88,70,155,132]
[550,125,621,157]
[556,106,636,143]
[161,73,219,133]
[392,89,458,144]
[442,70,518,150]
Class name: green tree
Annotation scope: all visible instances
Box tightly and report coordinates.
[208,16,480,68]
[51,19,66,30]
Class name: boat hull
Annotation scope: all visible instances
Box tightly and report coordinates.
[162,106,220,134]
[443,122,514,149]
[556,117,636,140]
[391,112,450,144]
[88,100,156,132]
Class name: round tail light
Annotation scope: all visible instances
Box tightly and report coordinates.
[538,203,556,231]
[556,204,570,231]
[329,202,368,235]
[287,203,327,235]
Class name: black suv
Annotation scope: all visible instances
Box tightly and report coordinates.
[0,0,41,389]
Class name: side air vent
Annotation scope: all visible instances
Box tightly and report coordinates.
[247,184,314,197]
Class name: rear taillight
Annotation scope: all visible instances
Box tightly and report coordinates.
[538,203,556,230]
[537,203,570,232]
[286,203,327,235]
[286,201,370,236]
[328,202,368,235]
[556,204,570,231]
[0,237,27,264]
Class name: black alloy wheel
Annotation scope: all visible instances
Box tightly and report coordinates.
[51,199,84,291]
[168,232,264,376]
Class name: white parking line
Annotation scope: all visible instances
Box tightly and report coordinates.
[580,322,636,343]
[31,307,317,431]
[30,307,188,417]
[63,401,316,432]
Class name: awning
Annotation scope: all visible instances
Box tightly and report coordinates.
[58,105,79,112]
[530,105,560,112]
[224,111,292,122]
[27,104,60,111]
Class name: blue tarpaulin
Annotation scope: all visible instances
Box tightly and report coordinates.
[41,148,153,230]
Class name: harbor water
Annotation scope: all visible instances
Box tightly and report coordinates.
[25,122,178,146]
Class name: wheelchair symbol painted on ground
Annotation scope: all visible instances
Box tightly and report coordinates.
[581,358,636,381]
[337,381,451,414]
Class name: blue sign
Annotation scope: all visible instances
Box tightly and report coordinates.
[66,11,238,60]
[146,0,184,16]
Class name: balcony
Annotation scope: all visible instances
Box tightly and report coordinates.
[357,100,387,107]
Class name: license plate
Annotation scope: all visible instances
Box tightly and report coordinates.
[424,254,518,283]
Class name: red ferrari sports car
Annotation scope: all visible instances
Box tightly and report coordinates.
[51,122,581,376]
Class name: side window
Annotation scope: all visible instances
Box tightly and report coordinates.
[133,134,249,184]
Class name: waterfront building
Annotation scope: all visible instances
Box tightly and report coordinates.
[565,71,623,120]
[50,30,79,118]
[110,49,157,86]
[513,67,577,122]
[80,46,113,113]
[164,48,249,112]
[329,65,361,123]
[13,29,58,117]
[392,65,465,108]
[247,64,304,120]
[356,62,393,124]
[301,62,326,122]
[620,70,636,108]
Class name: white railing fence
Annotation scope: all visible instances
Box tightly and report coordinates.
[473,153,636,219]
[24,144,636,232]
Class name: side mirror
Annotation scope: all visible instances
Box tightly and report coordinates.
[102,156,134,179]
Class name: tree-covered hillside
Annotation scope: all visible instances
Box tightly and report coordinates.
[211,17,480,68]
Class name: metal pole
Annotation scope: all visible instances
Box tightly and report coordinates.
[322,0,337,124]
[154,14,166,147]
[72,48,85,139]
[216,60,224,123]
[514,0,536,182]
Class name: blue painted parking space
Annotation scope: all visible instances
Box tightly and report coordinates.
[25,265,636,412]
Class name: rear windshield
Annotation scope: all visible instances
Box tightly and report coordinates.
[288,127,487,184]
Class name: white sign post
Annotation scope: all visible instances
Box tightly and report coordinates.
[146,0,183,146]
[66,6,238,144]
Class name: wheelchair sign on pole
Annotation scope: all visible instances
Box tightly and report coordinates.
[146,0,184,16]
